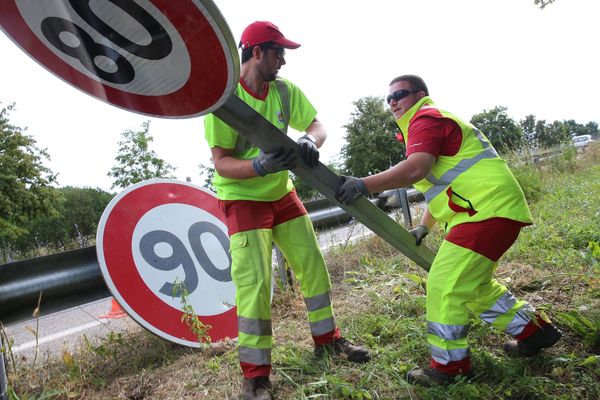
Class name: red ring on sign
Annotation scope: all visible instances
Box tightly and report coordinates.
[0,0,236,117]
[100,181,236,343]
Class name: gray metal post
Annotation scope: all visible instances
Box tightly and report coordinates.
[1,342,8,400]
[398,188,412,229]
[214,96,434,271]
[273,245,293,290]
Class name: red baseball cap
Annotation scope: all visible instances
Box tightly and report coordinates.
[239,21,301,50]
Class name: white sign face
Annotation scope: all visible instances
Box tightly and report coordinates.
[16,0,191,96]
[131,203,235,316]
[0,0,240,117]
[96,180,237,346]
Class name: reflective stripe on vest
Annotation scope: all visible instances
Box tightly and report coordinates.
[423,128,498,202]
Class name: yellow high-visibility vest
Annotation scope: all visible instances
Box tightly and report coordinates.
[397,97,532,230]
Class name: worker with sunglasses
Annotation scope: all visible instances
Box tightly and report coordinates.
[204,21,370,400]
[336,74,561,386]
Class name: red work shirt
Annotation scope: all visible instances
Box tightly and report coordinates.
[396,111,531,240]
[401,116,462,158]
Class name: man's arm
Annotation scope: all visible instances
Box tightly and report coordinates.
[304,118,327,148]
[211,147,258,179]
[362,152,436,193]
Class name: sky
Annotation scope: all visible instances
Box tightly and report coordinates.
[1,0,598,193]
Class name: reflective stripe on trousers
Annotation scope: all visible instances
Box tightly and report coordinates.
[426,239,533,365]
[230,214,335,367]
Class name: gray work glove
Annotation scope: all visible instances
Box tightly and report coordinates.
[409,224,429,246]
[252,147,297,176]
[336,175,370,205]
[297,134,319,167]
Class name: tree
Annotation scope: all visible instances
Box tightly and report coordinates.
[0,103,60,260]
[584,121,599,139]
[198,162,216,193]
[108,121,175,189]
[470,106,525,154]
[19,186,114,251]
[341,96,405,177]
[534,0,556,9]
[520,114,537,149]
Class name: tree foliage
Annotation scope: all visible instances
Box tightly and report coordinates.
[535,0,556,9]
[341,96,405,177]
[14,186,114,254]
[521,115,595,149]
[0,103,60,259]
[198,162,216,193]
[470,106,525,154]
[108,121,175,189]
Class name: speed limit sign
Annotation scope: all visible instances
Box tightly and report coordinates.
[0,0,239,117]
[96,179,237,346]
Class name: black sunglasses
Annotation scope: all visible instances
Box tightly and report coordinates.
[386,89,419,105]
[268,47,286,59]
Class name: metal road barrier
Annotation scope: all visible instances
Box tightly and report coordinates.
[0,190,423,326]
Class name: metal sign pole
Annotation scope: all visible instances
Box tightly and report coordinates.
[214,96,434,272]
[0,336,8,400]
[398,188,413,229]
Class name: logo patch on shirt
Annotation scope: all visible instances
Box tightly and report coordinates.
[277,111,285,123]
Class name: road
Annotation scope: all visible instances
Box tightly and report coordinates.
[3,207,418,362]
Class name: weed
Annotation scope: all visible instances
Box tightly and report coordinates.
[4,154,600,399]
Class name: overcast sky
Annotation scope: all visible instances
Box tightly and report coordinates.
[1,0,598,193]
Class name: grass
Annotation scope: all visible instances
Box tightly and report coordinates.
[3,144,600,399]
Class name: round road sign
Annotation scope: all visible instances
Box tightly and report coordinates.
[0,0,239,118]
[96,179,237,346]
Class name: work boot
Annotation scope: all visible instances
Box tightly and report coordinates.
[504,323,562,358]
[314,337,371,363]
[407,367,473,387]
[241,376,272,400]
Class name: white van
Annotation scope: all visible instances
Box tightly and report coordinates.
[572,134,593,151]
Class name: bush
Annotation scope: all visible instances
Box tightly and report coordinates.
[511,162,543,203]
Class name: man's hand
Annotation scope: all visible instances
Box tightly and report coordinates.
[297,134,319,167]
[252,147,297,176]
[409,224,429,246]
[336,176,370,205]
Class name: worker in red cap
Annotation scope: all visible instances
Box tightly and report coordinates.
[204,21,371,400]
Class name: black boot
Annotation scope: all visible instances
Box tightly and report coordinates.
[504,323,562,358]
[241,376,272,400]
[314,337,371,363]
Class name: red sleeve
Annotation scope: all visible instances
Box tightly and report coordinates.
[406,116,462,158]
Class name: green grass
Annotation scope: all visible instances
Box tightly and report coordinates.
[3,147,600,399]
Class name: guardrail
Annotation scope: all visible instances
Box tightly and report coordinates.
[0,189,423,326]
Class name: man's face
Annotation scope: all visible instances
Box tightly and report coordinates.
[257,46,286,82]
[387,81,422,120]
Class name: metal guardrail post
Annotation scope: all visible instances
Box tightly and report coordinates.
[0,337,8,400]
[398,188,412,229]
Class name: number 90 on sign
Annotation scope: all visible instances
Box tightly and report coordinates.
[131,203,235,316]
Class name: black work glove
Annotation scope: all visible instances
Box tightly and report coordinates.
[336,175,370,205]
[297,134,319,167]
[252,147,297,176]
[409,224,429,246]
